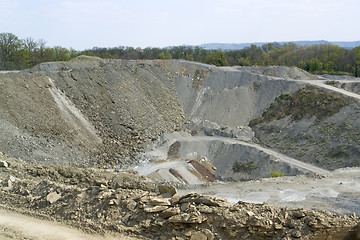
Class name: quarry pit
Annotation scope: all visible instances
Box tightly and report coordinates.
[1,57,359,239]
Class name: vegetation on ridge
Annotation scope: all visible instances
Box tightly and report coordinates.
[1,32,359,76]
[249,86,350,127]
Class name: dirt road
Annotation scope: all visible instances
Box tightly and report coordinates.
[0,208,139,240]
[178,135,330,175]
[299,79,360,100]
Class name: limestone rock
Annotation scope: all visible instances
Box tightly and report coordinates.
[4,179,12,189]
[198,205,213,214]
[203,229,215,240]
[149,197,171,206]
[190,231,207,240]
[158,184,177,197]
[180,193,231,207]
[144,205,168,213]
[9,175,16,182]
[0,160,8,168]
[171,193,181,205]
[160,207,180,219]
[168,213,191,223]
[293,210,306,218]
[168,213,206,224]
[291,230,302,238]
[46,191,61,204]
[126,200,137,211]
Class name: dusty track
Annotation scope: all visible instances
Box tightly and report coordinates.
[0,208,138,240]
[299,79,360,100]
[178,135,330,175]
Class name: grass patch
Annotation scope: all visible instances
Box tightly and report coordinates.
[249,86,349,127]
[269,171,285,178]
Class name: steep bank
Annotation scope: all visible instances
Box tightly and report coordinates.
[0,57,184,166]
[249,86,360,170]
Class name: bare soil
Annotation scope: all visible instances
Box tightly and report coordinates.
[1,58,360,239]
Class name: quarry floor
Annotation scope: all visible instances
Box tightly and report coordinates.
[179,167,360,216]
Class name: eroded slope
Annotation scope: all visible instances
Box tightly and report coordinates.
[0,57,184,166]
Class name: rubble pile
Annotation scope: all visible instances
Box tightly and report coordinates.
[1,154,359,240]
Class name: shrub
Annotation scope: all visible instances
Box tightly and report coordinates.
[249,86,350,127]
[269,171,285,178]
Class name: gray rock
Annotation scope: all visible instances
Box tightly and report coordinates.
[46,192,61,204]
[180,193,231,207]
[168,213,206,224]
[143,205,168,213]
[190,231,207,240]
[158,184,177,197]
[0,160,8,168]
[159,207,180,219]
[291,230,302,238]
[203,229,215,240]
[149,197,171,206]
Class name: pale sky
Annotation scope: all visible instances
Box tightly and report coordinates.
[1,0,359,50]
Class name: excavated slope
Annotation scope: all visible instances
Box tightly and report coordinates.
[1,57,359,175]
[0,57,184,166]
[1,58,360,239]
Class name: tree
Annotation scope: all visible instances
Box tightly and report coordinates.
[53,46,70,61]
[204,50,228,66]
[308,58,323,73]
[237,57,251,66]
[69,48,79,59]
[157,52,172,59]
[354,47,360,77]
[23,37,38,66]
[0,32,22,69]
[37,39,49,62]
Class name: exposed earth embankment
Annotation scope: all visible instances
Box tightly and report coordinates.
[1,57,360,239]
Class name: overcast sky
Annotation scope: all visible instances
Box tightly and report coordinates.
[1,0,359,50]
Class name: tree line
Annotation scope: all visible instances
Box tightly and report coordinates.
[0,32,77,70]
[1,32,359,76]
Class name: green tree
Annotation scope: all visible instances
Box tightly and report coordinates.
[157,52,172,59]
[69,48,79,59]
[23,37,39,67]
[308,58,323,72]
[0,32,22,69]
[354,47,360,77]
[204,50,228,66]
[53,46,70,61]
[237,57,251,66]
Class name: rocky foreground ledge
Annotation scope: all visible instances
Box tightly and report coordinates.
[0,153,359,240]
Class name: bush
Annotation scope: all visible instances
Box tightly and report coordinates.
[269,171,284,178]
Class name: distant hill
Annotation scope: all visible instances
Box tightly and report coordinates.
[200,41,360,51]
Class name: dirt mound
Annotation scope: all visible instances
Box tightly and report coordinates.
[1,153,359,240]
[239,66,319,80]
[0,59,185,166]
[250,86,360,170]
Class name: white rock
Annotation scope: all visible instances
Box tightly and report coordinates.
[0,161,8,168]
